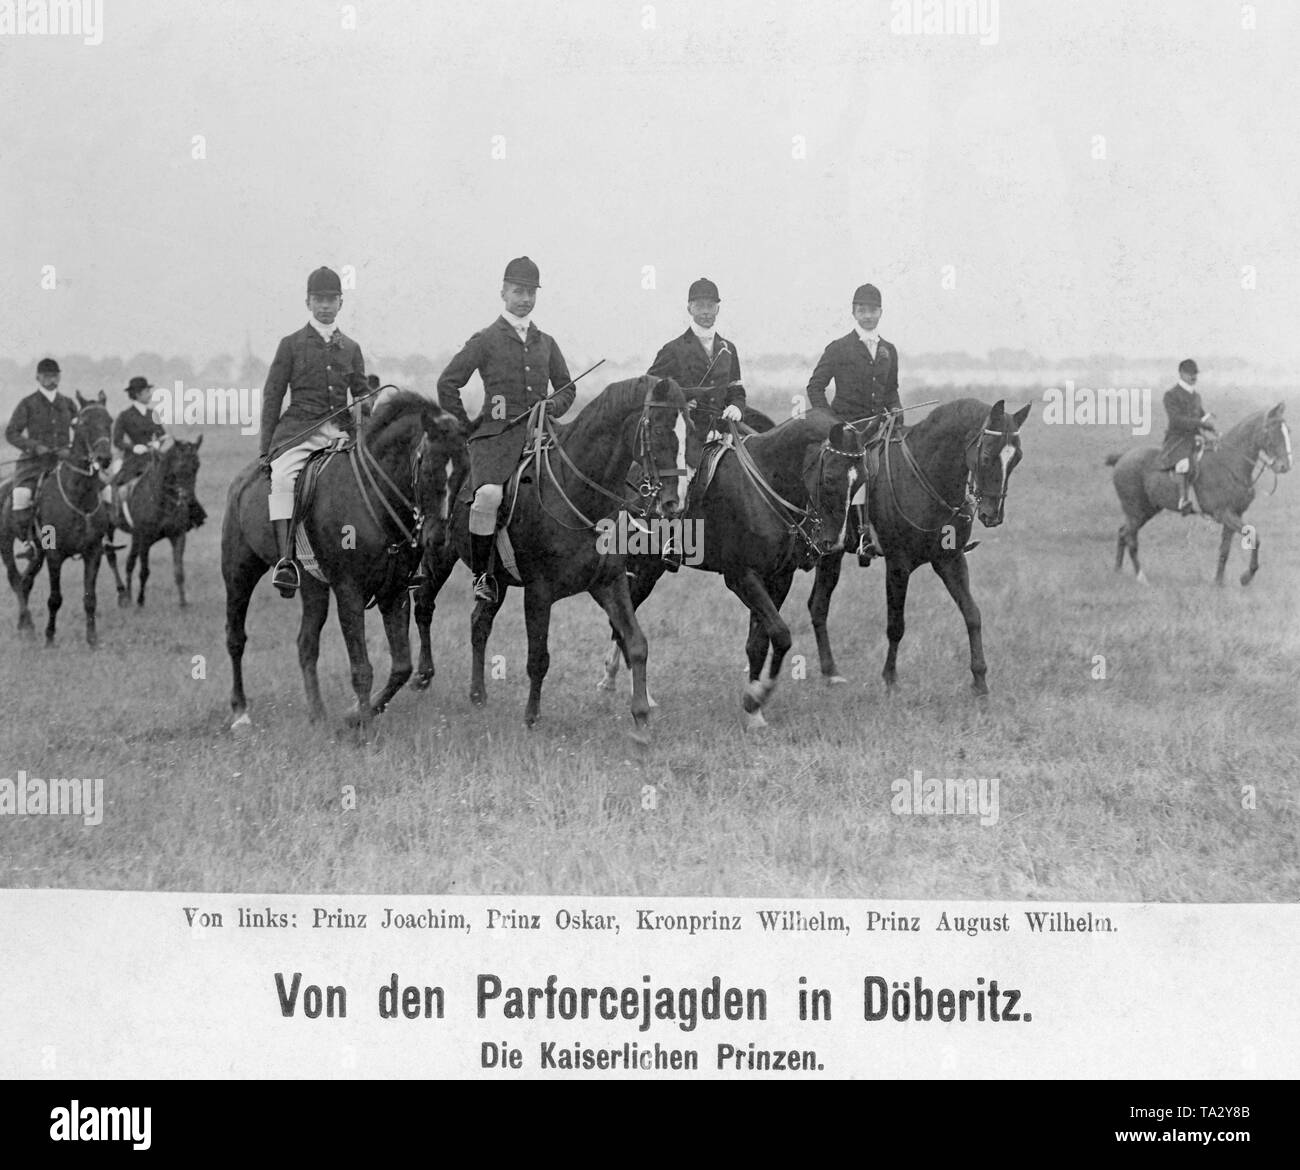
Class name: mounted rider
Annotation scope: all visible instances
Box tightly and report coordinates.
[258,265,368,598]
[1159,358,1218,515]
[436,256,576,604]
[111,376,166,487]
[805,282,900,563]
[648,276,745,440]
[5,357,77,559]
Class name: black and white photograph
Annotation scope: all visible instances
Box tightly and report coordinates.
[0,0,1297,1106]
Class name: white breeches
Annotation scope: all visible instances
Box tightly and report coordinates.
[268,421,347,521]
[469,484,503,535]
[12,486,32,510]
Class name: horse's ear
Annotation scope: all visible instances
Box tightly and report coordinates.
[1268,402,1285,419]
[987,400,1005,428]
[651,375,673,401]
[1012,403,1031,428]
[194,434,203,449]
[97,389,106,405]
[76,391,87,407]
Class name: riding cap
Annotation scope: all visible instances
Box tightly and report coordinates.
[688,277,721,302]
[1178,358,1198,377]
[503,256,541,288]
[36,357,61,375]
[853,284,882,308]
[307,266,343,296]
[124,375,155,398]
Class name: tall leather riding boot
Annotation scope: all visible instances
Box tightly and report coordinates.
[11,507,35,558]
[272,518,300,598]
[469,532,496,602]
[856,499,884,566]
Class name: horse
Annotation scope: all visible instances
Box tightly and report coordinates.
[222,390,463,735]
[1108,403,1290,586]
[103,437,206,608]
[0,392,115,647]
[599,410,869,730]
[806,398,1031,696]
[413,374,699,742]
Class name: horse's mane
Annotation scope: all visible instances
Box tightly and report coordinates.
[560,375,677,441]
[906,398,990,443]
[364,389,435,437]
[745,412,836,458]
[1221,407,1274,447]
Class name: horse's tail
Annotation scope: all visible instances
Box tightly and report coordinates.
[1104,453,1121,467]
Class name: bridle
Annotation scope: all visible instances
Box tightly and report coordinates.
[963,421,1020,514]
[55,404,113,520]
[1249,415,1291,493]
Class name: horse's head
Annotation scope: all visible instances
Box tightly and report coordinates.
[164,436,203,489]
[72,391,113,470]
[802,421,869,555]
[417,405,467,554]
[627,376,702,518]
[1259,402,1291,474]
[966,400,1030,527]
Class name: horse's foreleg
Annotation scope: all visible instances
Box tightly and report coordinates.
[1,538,36,633]
[469,586,507,706]
[1216,511,1258,586]
[171,533,188,607]
[225,551,266,730]
[598,559,661,705]
[102,532,129,607]
[413,544,456,690]
[592,576,650,742]
[297,576,332,723]
[808,552,847,683]
[371,590,413,715]
[932,554,987,695]
[82,546,102,648]
[726,568,791,730]
[333,580,374,735]
[44,554,64,646]
[882,558,912,689]
[522,582,555,728]
[135,537,151,607]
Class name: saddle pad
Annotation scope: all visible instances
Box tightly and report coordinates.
[294,525,327,583]
[692,439,732,502]
[494,528,524,586]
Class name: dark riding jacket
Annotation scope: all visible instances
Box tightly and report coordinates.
[259,324,367,459]
[437,316,574,490]
[1159,383,1210,469]
[648,330,745,424]
[6,390,77,488]
[113,404,167,482]
[806,332,900,423]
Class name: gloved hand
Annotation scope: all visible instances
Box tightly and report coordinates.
[133,444,149,454]
[721,404,743,423]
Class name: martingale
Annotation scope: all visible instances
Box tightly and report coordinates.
[476,973,767,1033]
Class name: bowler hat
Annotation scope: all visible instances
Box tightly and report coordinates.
[1178,358,1198,377]
[852,283,882,308]
[307,266,343,296]
[503,256,541,288]
[688,277,721,302]
[36,357,61,375]
[125,376,154,398]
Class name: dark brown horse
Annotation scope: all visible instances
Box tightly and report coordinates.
[0,392,115,647]
[599,410,868,730]
[413,374,698,742]
[808,398,1030,696]
[1109,403,1290,586]
[222,391,462,735]
[103,437,206,608]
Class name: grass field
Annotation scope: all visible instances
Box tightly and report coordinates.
[2,385,1297,899]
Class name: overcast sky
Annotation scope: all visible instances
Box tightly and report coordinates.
[2,0,1297,376]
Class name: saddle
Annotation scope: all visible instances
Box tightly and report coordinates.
[287,442,349,584]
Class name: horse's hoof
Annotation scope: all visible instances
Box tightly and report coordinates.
[470,690,486,707]
[178,600,189,610]
[825,674,848,686]
[411,672,433,692]
[627,724,651,746]
[1240,572,1254,587]
[230,711,253,737]
[117,595,131,609]
[1135,570,1149,586]
[744,710,768,733]
[972,680,989,697]
[595,675,616,693]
